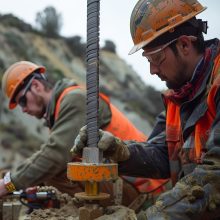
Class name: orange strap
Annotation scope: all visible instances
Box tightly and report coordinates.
[100,93,146,141]
[54,86,146,142]
[54,85,82,120]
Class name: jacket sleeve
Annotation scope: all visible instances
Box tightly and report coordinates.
[119,111,170,179]
[10,91,87,189]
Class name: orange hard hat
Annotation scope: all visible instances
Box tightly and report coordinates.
[2,61,46,109]
[129,0,206,55]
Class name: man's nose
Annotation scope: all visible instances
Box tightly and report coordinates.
[150,62,160,75]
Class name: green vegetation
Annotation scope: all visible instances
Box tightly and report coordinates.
[102,40,117,53]
[35,6,62,38]
[0,14,33,32]
[4,32,29,59]
[65,36,86,58]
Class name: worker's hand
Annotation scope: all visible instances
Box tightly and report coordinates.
[146,172,220,220]
[71,126,88,155]
[0,179,8,197]
[71,126,130,162]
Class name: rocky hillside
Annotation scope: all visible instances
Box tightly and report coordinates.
[0,14,164,170]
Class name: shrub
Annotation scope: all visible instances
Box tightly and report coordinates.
[4,32,29,59]
[102,40,116,53]
[35,6,62,38]
[65,36,86,58]
[0,13,33,32]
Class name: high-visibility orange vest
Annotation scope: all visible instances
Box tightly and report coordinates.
[54,85,168,194]
[54,85,146,141]
[165,53,220,185]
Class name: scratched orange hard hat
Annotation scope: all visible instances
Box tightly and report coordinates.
[2,61,46,109]
[129,0,206,55]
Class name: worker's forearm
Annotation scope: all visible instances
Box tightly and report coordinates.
[11,94,87,189]
[11,145,66,189]
[119,142,170,179]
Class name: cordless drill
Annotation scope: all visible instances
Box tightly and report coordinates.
[13,188,60,213]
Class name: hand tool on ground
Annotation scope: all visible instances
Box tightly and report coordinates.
[12,188,60,214]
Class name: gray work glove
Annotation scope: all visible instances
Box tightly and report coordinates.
[141,148,220,220]
[146,170,220,219]
[71,126,130,162]
[137,210,148,220]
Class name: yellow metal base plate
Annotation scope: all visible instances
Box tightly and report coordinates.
[67,162,118,182]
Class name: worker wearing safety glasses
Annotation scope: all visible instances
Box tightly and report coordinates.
[0,60,168,208]
[73,0,220,219]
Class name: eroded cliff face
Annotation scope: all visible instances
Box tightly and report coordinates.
[0,16,164,170]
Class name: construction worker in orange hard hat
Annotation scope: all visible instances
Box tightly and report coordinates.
[72,0,220,219]
[0,60,168,208]
[2,61,46,110]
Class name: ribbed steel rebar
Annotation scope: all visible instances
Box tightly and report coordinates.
[86,0,100,153]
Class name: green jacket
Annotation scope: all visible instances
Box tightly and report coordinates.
[11,79,111,193]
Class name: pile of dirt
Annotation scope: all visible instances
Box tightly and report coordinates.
[19,186,136,220]
[29,203,78,220]
[27,186,79,220]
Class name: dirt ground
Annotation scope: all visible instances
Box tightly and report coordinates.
[17,186,78,220]
[14,186,136,220]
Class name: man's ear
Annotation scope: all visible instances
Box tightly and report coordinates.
[176,36,193,56]
[31,79,44,93]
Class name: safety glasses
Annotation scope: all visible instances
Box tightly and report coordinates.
[17,77,34,107]
[142,38,178,66]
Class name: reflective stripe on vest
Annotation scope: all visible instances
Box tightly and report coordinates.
[165,53,220,185]
[54,86,146,142]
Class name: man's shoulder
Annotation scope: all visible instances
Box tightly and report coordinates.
[59,86,86,108]
[61,86,86,99]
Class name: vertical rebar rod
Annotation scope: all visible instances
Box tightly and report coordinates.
[86,0,101,163]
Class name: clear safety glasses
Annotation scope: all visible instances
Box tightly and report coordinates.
[142,38,178,66]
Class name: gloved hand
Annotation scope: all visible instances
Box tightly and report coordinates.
[145,173,220,220]
[71,126,130,162]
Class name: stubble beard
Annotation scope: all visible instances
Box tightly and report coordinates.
[35,96,46,119]
[166,60,189,90]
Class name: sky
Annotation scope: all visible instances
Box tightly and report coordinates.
[0,0,219,90]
